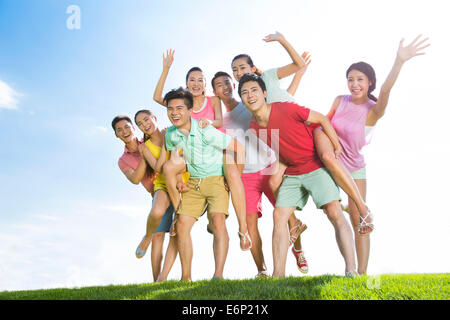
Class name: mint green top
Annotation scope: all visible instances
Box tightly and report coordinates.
[261,68,296,104]
[165,118,232,178]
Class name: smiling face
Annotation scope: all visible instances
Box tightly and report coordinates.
[186,70,206,97]
[114,119,135,144]
[232,57,256,82]
[239,80,267,113]
[167,98,192,130]
[135,112,157,137]
[347,69,372,101]
[213,75,234,100]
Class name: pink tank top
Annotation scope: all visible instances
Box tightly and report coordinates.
[192,96,224,132]
[331,95,375,172]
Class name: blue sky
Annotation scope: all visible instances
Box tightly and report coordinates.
[1,0,449,291]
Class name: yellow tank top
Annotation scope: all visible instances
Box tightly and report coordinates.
[145,139,189,191]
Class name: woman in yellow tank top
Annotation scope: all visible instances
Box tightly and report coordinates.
[133,109,189,281]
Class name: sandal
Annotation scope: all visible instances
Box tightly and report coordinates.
[358,210,374,235]
[256,270,270,278]
[135,236,151,259]
[238,231,252,251]
[288,222,307,246]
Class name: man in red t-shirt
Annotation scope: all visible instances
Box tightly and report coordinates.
[238,73,357,278]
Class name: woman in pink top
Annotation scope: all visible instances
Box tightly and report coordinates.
[153,50,252,251]
[315,35,429,275]
[153,50,223,129]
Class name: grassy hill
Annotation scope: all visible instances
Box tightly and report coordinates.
[0,274,448,300]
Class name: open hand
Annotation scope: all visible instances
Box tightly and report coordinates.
[263,31,285,43]
[397,35,430,63]
[163,49,175,69]
[298,51,312,73]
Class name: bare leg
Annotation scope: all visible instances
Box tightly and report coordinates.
[268,161,305,251]
[150,232,165,281]
[223,153,250,250]
[246,212,267,274]
[313,128,370,220]
[322,200,357,274]
[347,179,370,275]
[272,206,296,278]
[162,154,187,212]
[210,212,229,279]
[176,214,196,281]
[136,190,171,258]
[157,234,178,282]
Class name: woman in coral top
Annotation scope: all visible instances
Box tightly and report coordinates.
[319,35,429,274]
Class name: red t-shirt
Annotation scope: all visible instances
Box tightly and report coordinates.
[250,102,323,175]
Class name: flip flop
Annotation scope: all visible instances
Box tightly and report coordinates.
[238,231,252,251]
[135,236,151,259]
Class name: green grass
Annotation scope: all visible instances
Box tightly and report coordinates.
[0,274,448,300]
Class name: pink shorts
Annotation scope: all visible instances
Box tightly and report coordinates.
[241,166,276,218]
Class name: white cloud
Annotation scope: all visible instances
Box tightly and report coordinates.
[0,79,20,110]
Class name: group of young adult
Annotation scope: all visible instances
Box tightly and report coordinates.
[112,32,429,281]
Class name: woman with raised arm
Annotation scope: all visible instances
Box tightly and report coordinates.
[153,50,252,251]
[319,35,430,274]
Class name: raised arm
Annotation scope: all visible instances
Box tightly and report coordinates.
[263,31,306,80]
[366,35,430,126]
[153,49,175,107]
[287,51,311,96]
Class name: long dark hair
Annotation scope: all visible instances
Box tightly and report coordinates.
[346,62,377,102]
[134,109,157,179]
[231,54,263,76]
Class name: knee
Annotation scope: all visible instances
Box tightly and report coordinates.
[273,209,289,226]
[268,176,281,192]
[152,232,164,242]
[319,151,338,168]
[323,202,343,222]
[225,166,240,185]
[162,160,174,176]
[150,207,166,219]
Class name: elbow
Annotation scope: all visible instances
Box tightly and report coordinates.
[153,96,165,107]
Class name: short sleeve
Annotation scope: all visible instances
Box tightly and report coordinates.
[118,158,130,174]
[164,127,177,151]
[261,68,279,88]
[284,102,310,123]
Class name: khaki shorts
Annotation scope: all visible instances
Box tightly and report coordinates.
[177,176,229,220]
